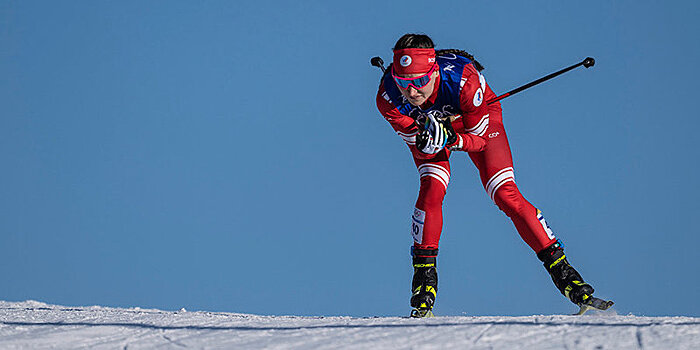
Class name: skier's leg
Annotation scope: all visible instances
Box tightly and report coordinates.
[411,153,450,250]
[468,119,556,253]
[468,118,598,305]
[409,154,450,316]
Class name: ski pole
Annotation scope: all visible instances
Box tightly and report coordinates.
[486,57,595,105]
[369,56,595,105]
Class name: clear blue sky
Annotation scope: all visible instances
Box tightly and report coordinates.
[1,0,698,317]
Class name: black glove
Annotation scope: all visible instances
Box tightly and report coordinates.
[415,113,449,154]
[441,117,458,146]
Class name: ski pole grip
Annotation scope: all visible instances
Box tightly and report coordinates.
[371,56,386,73]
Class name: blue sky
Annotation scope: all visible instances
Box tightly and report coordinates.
[1,0,699,317]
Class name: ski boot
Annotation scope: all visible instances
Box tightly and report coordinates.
[537,241,614,315]
[410,248,438,318]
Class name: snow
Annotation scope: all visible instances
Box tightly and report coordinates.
[1,301,698,349]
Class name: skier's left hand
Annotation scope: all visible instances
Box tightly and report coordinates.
[441,117,459,146]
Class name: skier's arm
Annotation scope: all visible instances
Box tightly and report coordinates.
[451,68,491,152]
[376,86,440,160]
[444,119,486,152]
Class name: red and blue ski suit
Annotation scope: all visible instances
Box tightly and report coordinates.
[376,53,557,255]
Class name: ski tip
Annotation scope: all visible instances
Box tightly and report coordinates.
[593,298,615,310]
[574,297,615,315]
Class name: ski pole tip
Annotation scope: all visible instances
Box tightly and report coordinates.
[583,57,595,68]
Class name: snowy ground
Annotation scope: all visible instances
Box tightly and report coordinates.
[0,301,698,349]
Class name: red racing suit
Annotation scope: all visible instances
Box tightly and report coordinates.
[376,54,557,255]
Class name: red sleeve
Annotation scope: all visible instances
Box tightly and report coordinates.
[376,84,440,160]
[450,65,491,152]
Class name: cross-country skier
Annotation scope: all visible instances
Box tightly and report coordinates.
[375,33,610,317]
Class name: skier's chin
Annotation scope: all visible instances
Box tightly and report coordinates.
[407,96,427,106]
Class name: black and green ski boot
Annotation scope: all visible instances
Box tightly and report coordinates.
[537,241,613,314]
[410,248,438,318]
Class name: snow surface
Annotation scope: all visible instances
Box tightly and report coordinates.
[0,301,698,349]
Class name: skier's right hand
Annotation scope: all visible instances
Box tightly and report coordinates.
[416,113,448,154]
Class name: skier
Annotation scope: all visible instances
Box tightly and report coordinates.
[375,33,610,317]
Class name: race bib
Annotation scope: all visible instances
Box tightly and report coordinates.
[411,208,426,244]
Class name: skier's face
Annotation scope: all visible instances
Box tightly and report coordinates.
[395,69,439,106]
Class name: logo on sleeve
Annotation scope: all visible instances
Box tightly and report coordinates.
[400,55,412,67]
[473,88,484,107]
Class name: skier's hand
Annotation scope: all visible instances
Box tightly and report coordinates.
[416,113,448,154]
[442,117,459,148]
[415,129,439,154]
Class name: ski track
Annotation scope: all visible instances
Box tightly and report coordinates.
[0,301,699,349]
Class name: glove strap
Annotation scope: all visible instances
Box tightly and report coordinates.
[448,134,464,151]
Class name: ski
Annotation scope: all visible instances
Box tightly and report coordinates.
[574,296,614,315]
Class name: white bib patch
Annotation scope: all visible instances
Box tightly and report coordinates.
[411,207,426,244]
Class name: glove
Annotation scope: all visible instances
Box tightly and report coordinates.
[415,113,450,154]
[441,117,459,146]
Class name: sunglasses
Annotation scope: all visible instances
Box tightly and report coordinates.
[392,64,437,90]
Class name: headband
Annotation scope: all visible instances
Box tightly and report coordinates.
[392,48,436,75]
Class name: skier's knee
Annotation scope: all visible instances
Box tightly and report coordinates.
[492,182,525,217]
[417,176,447,208]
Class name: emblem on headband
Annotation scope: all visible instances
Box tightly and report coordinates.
[400,55,412,67]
